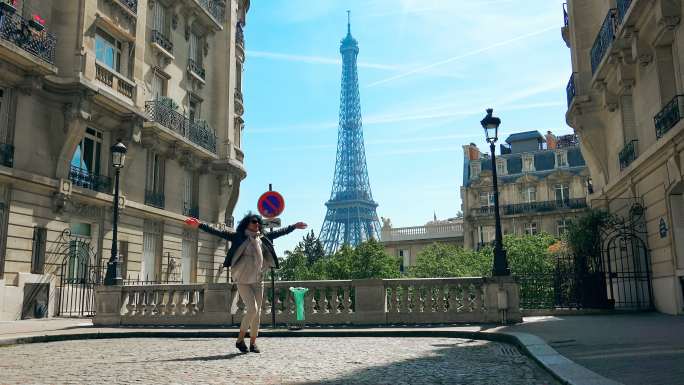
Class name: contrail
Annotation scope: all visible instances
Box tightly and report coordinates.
[366,25,558,87]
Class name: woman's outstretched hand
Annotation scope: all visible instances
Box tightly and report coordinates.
[294,222,308,229]
[185,217,200,228]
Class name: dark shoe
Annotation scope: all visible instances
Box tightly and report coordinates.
[250,343,260,353]
[235,340,248,353]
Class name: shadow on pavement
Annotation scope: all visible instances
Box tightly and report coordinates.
[115,352,244,364]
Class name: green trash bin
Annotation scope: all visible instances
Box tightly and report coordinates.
[289,287,309,329]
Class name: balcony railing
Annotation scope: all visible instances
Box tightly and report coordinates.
[0,9,56,64]
[69,166,111,193]
[472,206,496,217]
[118,0,138,14]
[188,58,205,80]
[618,140,638,170]
[151,29,173,54]
[563,3,569,28]
[382,223,464,242]
[95,62,135,101]
[95,277,520,326]
[655,95,684,139]
[566,73,576,107]
[0,143,13,167]
[188,120,217,153]
[556,134,580,149]
[617,0,633,24]
[502,198,588,215]
[196,0,225,23]
[236,22,244,48]
[183,204,199,218]
[590,9,617,74]
[145,190,165,209]
[145,100,217,154]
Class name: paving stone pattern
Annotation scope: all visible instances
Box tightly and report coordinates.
[0,337,560,385]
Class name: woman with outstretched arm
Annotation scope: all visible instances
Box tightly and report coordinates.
[185,213,307,353]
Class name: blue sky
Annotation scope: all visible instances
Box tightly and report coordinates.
[233,0,574,254]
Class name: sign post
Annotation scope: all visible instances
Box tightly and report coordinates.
[258,184,285,329]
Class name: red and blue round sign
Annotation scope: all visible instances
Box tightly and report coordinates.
[258,191,285,218]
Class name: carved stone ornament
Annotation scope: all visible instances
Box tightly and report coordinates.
[52,193,107,218]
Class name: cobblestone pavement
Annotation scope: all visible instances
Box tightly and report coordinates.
[0,337,560,385]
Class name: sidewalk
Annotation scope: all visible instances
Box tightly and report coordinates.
[1,314,681,385]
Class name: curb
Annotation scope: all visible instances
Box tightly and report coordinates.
[0,329,621,385]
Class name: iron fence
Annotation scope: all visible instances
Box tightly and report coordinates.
[119,0,138,14]
[590,9,617,74]
[183,204,199,218]
[188,119,217,153]
[556,133,580,148]
[198,0,225,23]
[188,58,206,80]
[145,99,187,137]
[503,198,587,215]
[69,165,111,193]
[0,8,56,64]
[654,95,684,139]
[566,73,576,107]
[151,29,172,53]
[144,190,165,209]
[618,139,638,170]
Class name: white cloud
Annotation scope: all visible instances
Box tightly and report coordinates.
[247,50,400,71]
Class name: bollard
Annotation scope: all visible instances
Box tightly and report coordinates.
[289,287,309,321]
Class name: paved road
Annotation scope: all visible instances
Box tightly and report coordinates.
[0,337,559,385]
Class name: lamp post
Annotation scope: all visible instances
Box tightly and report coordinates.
[104,140,127,285]
[480,109,510,276]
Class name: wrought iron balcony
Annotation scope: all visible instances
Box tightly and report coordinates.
[234,90,244,116]
[472,206,496,217]
[183,204,199,218]
[502,198,588,215]
[145,99,217,154]
[590,9,617,74]
[619,139,638,170]
[151,29,173,54]
[617,0,633,24]
[188,119,217,153]
[655,95,684,139]
[0,143,13,167]
[0,8,56,64]
[145,190,165,209]
[196,0,225,23]
[563,3,569,28]
[119,0,138,14]
[69,166,111,193]
[188,58,205,80]
[556,134,579,149]
[236,22,244,48]
[566,73,576,107]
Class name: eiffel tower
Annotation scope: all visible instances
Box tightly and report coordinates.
[319,12,381,255]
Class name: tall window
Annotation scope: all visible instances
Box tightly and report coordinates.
[556,150,568,168]
[189,32,202,65]
[118,240,128,280]
[67,223,92,284]
[145,150,165,207]
[31,227,47,274]
[183,169,198,216]
[525,222,538,236]
[522,155,535,172]
[95,29,122,72]
[189,97,201,122]
[557,219,569,236]
[554,184,570,203]
[0,87,12,145]
[0,198,6,279]
[479,191,494,208]
[398,249,410,273]
[521,186,536,203]
[153,2,169,35]
[151,72,166,99]
[470,162,481,179]
[496,159,507,175]
[478,226,495,244]
[181,231,197,284]
[71,128,103,175]
[142,221,161,282]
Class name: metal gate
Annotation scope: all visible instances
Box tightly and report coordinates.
[600,202,653,310]
[56,229,102,317]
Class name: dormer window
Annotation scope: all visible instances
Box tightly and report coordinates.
[470,161,481,179]
[555,150,568,168]
[496,158,507,175]
[522,154,535,172]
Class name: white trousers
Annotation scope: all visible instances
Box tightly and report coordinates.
[237,283,264,338]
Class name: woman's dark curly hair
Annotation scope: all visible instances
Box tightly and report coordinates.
[236,212,264,233]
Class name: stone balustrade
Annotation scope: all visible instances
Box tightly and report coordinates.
[382,223,463,242]
[94,276,520,326]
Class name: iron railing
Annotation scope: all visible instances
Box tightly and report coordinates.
[145,100,217,153]
[69,166,111,193]
[0,143,13,167]
[145,190,165,209]
[236,22,244,47]
[183,204,199,218]
[619,139,638,170]
[188,119,217,153]
[556,134,580,148]
[188,58,205,80]
[617,0,633,24]
[197,0,225,23]
[655,95,684,139]
[0,8,56,64]
[151,29,173,53]
[590,9,617,74]
[566,73,576,107]
[503,198,588,215]
[119,0,138,14]
[563,3,569,28]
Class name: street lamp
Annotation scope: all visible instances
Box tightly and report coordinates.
[104,140,127,285]
[480,109,510,276]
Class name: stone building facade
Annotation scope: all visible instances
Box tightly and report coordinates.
[380,216,464,272]
[564,0,684,314]
[461,131,591,250]
[0,0,249,320]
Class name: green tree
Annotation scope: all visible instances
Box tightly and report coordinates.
[409,243,490,278]
[502,233,557,275]
[301,230,326,265]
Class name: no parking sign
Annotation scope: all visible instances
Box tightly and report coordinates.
[258,190,285,218]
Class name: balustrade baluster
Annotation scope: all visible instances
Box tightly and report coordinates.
[143,289,154,315]
[400,285,410,313]
[331,287,341,313]
[134,290,145,315]
[343,287,352,313]
[435,286,445,313]
[190,290,200,314]
[322,287,330,314]
[449,284,463,313]
[166,289,176,315]
[424,285,434,313]
[123,291,134,316]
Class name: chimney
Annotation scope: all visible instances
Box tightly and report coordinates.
[546,131,557,150]
[468,143,481,160]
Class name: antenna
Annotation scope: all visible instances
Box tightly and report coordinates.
[347,10,351,34]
